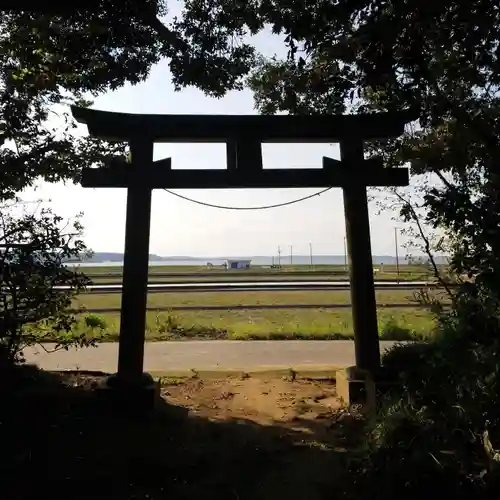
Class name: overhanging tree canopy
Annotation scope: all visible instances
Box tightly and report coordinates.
[0,0,257,201]
[168,0,500,289]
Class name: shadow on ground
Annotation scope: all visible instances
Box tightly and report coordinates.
[1,364,364,500]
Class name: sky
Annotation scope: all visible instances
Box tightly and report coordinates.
[22,4,408,258]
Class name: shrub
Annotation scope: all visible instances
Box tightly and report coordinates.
[380,341,436,381]
[0,206,94,365]
[154,311,180,334]
[379,318,416,341]
[346,305,500,500]
[84,314,107,330]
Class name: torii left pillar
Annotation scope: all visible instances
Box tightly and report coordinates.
[102,139,160,411]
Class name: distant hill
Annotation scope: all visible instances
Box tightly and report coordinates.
[70,252,449,265]
[72,252,170,263]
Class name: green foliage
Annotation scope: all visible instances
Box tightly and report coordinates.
[379,318,416,341]
[154,310,180,334]
[150,311,227,339]
[0,203,93,363]
[167,0,258,97]
[0,1,261,201]
[345,301,500,500]
[0,5,165,199]
[83,314,108,330]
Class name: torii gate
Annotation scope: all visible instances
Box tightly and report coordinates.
[72,107,412,407]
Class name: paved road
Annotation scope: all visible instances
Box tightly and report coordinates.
[61,280,436,294]
[24,340,399,373]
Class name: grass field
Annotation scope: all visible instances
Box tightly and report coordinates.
[74,263,438,283]
[71,307,436,341]
[76,289,442,310]
[62,288,444,342]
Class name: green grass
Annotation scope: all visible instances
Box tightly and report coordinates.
[66,306,436,342]
[61,288,443,342]
[75,288,444,310]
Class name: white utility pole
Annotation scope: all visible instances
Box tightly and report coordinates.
[394,227,400,278]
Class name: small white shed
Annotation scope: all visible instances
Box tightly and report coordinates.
[225,259,251,270]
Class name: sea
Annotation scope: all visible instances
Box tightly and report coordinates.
[72,255,434,268]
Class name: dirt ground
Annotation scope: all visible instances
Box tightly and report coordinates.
[160,374,345,439]
[3,368,365,500]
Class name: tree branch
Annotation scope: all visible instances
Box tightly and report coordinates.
[394,191,454,298]
[131,5,187,52]
[432,168,454,191]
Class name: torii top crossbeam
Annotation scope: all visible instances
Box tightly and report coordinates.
[72,106,415,189]
[71,106,415,143]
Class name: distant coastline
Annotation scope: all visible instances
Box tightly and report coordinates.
[69,252,449,267]
[68,252,200,263]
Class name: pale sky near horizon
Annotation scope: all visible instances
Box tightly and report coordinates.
[21,3,409,258]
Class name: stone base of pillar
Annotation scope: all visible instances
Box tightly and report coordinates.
[336,366,399,412]
[96,372,160,415]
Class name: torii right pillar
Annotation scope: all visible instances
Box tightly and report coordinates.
[336,136,391,410]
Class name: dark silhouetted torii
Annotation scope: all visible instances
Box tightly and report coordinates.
[72,107,412,406]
